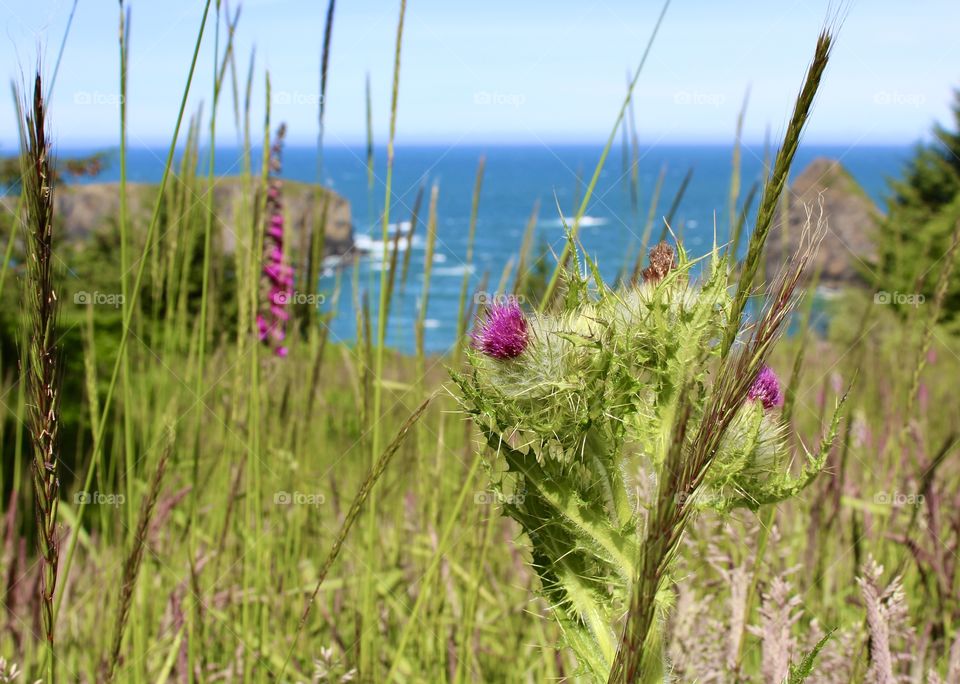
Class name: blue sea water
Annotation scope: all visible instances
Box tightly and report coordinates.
[79,143,912,353]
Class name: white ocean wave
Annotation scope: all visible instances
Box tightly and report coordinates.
[353,233,424,253]
[427,264,475,277]
[544,215,610,228]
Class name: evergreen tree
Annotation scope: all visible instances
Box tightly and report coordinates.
[873,88,960,327]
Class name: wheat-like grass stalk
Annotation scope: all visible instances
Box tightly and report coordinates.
[364,2,408,672]
[46,0,78,99]
[280,395,433,679]
[607,220,831,683]
[18,71,61,684]
[116,3,135,552]
[54,0,214,628]
[317,0,336,181]
[385,414,485,683]
[722,28,834,357]
[104,428,175,683]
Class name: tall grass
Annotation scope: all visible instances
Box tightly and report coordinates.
[541,0,671,307]
[722,29,833,356]
[456,156,486,354]
[365,1,408,677]
[18,72,61,684]
[2,4,960,684]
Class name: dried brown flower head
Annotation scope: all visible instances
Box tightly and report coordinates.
[642,241,677,284]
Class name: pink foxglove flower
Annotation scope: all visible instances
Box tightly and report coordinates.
[257,123,292,357]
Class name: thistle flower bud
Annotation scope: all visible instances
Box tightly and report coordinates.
[472,301,529,359]
[747,365,784,410]
[641,241,677,284]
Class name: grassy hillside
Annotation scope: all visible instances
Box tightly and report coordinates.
[1,3,959,683]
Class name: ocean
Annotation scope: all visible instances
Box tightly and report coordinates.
[78,143,912,353]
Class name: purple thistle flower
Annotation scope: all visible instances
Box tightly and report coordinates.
[747,365,784,410]
[472,301,529,360]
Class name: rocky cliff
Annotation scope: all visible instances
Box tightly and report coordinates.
[765,157,881,288]
[2,177,353,257]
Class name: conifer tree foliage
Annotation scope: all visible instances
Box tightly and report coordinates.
[873,88,960,326]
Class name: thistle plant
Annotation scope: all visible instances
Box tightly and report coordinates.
[450,25,843,682]
[452,231,844,681]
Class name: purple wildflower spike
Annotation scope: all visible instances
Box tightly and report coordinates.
[256,313,270,341]
[472,301,529,360]
[747,365,784,410]
[257,123,293,358]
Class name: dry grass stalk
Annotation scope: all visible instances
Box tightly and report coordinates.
[722,28,833,357]
[103,428,176,683]
[946,631,960,682]
[608,201,827,682]
[858,557,912,684]
[748,572,802,682]
[18,71,61,681]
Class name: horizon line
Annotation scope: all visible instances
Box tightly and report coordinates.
[29,138,922,152]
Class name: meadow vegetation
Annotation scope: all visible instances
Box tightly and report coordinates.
[1,2,959,683]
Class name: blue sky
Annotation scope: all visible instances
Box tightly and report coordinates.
[0,0,957,149]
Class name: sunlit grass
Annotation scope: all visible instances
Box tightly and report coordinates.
[0,3,958,683]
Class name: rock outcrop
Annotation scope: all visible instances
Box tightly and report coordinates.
[2,177,353,257]
[765,157,880,288]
